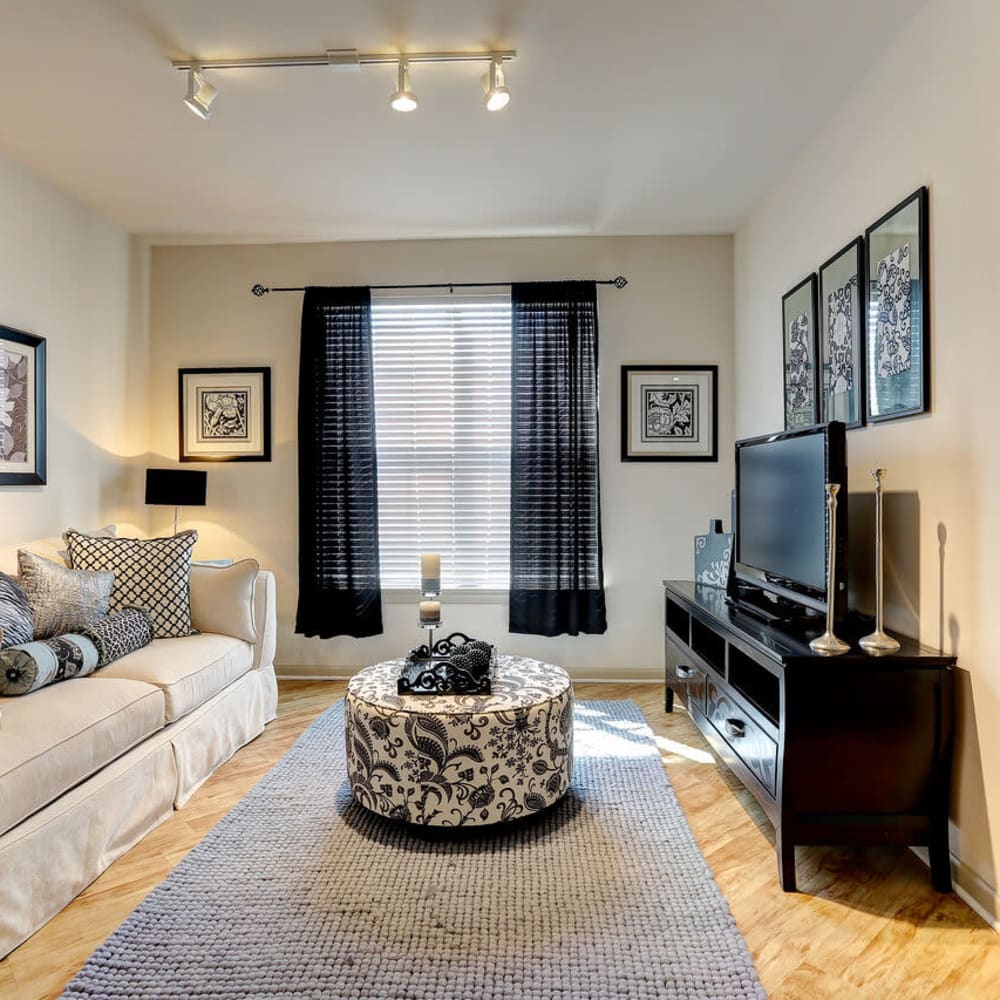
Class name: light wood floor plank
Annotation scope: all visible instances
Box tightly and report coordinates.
[2,679,997,999]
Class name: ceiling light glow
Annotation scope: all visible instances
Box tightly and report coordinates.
[483,58,510,111]
[390,61,418,112]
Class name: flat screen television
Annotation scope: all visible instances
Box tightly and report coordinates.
[732,422,847,620]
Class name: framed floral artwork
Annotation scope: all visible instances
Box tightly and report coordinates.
[865,187,929,422]
[819,237,865,428]
[178,367,272,462]
[781,274,819,430]
[620,364,718,462]
[0,325,46,486]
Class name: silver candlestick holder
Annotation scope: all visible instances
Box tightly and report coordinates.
[810,482,850,656]
[860,467,901,656]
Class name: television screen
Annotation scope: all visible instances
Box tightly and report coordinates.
[736,430,835,595]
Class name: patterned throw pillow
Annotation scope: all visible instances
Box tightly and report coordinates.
[64,530,199,639]
[0,633,100,696]
[0,572,33,648]
[79,608,154,667]
[17,550,114,640]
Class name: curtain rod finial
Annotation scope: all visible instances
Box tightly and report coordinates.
[251,283,269,297]
[613,275,628,289]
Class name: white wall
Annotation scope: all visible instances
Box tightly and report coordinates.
[734,0,1000,919]
[0,150,148,547]
[148,235,734,681]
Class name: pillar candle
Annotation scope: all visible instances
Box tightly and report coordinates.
[420,552,441,594]
[419,600,441,624]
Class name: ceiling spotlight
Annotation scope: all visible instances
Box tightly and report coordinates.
[184,67,217,120]
[483,57,510,111]
[390,60,418,112]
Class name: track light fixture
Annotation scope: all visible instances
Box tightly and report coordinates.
[183,66,217,120]
[390,60,418,113]
[172,48,515,118]
[483,57,510,111]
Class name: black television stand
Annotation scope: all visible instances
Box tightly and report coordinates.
[664,580,955,892]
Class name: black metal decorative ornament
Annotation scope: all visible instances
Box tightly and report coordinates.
[398,632,497,695]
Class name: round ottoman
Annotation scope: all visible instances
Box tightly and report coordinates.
[345,655,573,827]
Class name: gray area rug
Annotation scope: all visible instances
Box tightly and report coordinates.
[63,699,766,999]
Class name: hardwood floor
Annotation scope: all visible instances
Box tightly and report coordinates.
[4,679,999,999]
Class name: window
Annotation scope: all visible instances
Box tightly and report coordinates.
[371,290,512,590]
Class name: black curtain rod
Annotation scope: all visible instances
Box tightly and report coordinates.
[250,276,628,297]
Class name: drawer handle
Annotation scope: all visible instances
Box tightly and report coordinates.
[725,718,746,739]
[676,665,693,679]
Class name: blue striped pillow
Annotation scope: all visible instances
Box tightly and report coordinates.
[0,572,33,648]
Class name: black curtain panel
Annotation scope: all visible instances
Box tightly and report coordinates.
[296,286,383,638]
[509,281,608,636]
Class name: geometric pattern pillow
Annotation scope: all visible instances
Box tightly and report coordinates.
[0,633,100,696]
[79,608,154,667]
[64,529,199,639]
[0,571,33,648]
[16,549,114,640]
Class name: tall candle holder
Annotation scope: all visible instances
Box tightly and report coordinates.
[860,468,901,656]
[809,483,850,656]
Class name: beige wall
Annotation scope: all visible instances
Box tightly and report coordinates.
[0,150,148,547]
[149,235,734,681]
[734,0,999,920]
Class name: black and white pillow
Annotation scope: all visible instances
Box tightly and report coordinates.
[0,572,33,649]
[79,608,154,667]
[64,529,199,639]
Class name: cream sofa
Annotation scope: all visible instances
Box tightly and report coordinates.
[0,534,278,957]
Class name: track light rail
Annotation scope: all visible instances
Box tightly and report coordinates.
[250,277,629,297]
[172,50,517,72]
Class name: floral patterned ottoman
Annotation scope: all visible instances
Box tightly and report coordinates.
[345,656,574,827]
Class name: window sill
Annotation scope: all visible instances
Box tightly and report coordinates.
[382,588,508,605]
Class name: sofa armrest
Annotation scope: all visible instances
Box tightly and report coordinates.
[252,569,277,671]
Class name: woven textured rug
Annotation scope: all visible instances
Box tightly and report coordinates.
[63,699,766,1000]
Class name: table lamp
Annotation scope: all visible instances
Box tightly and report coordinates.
[145,468,207,535]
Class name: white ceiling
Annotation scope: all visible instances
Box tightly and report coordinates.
[0,0,923,244]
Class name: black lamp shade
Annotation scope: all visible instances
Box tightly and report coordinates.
[145,468,207,507]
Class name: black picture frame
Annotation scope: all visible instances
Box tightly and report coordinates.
[818,237,865,429]
[864,186,930,423]
[0,324,46,486]
[178,367,272,462]
[620,364,718,462]
[781,274,820,430]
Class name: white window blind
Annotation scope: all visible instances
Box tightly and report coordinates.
[371,289,512,590]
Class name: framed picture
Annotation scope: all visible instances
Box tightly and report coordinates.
[865,187,929,422]
[0,325,46,486]
[819,238,865,428]
[620,364,718,462]
[781,274,819,430]
[179,367,271,462]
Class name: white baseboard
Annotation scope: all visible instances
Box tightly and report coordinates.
[910,846,999,932]
[275,664,662,684]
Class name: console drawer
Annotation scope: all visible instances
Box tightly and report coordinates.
[666,639,707,712]
[705,679,777,795]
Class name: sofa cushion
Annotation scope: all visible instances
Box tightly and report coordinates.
[0,677,165,836]
[0,573,33,648]
[94,633,254,723]
[17,550,114,639]
[0,633,101,696]
[0,525,117,578]
[64,529,198,639]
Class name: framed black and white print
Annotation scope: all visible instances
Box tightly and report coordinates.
[781,274,819,430]
[0,325,46,486]
[179,367,271,462]
[865,187,929,422]
[819,238,865,428]
[620,364,718,462]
